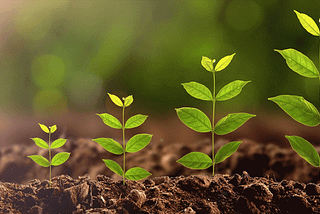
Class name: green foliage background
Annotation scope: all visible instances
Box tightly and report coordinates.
[1,1,320,117]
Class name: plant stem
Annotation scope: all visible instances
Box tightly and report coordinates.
[122,105,126,185]
[48,130,52,188]
[212,71,216,176]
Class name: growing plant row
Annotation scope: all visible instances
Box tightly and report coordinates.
[28,10,320,186]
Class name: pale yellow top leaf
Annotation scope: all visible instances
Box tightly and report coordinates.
[215,53,236,72]
[49,125,57,133]
[201,56,215,72]
[123,95,134,107]
[294,10,320,37]
[38,123,49,133]
[108,93,123,107]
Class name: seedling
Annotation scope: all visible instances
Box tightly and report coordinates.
[28,123,70,188]
[176,54,255,175]
[269,10,320,167]
[93,93,152,185]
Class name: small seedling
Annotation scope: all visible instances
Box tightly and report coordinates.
[176,54,255,175]
[269,10,320,167]
[28,123,70,188]
[93,93,152,185]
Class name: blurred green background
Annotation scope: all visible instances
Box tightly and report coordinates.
[1,0,320,118]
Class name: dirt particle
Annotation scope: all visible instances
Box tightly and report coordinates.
[127,189,146,208]
[242,183,273,203]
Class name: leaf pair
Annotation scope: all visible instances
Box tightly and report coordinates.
[93,93,152,184]
[176,141,242,169]
[270,10,320,167]
[176,107,255,134]
[176,54,255,174]
[28,123,70,187]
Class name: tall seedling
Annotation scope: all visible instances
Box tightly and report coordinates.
[269,10,320,167]
[176,54,256,175]
[93,93,152,185]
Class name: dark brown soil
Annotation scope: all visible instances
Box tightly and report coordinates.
[2,172,320,213]
[1,113,320,213]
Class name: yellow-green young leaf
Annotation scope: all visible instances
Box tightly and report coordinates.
[38,123,49,133]
[286,135,320,167]
[123,95,134,107]
[215,141,242,164]
[103,159,123,177]
[215,53,236,72]
[177,152,212,169]
[93,138,124,155]
[294,10,320,36]
[182,82,213,101]
[49,125,57,133]
[268,95,320,126]
[275,49,319,78]
[28,155,50,167]
[125,167,151,180]
[51,139,67,149]
[125,114,148,129]
[108,93,123,107]
[126,134,152,153]
[51,152,70,166]
[31,138,49,149]
[176,107,212,133]
[201,56,215,72]
[214,113,256,135]
[96,113,122,129]
[216,80,251,101]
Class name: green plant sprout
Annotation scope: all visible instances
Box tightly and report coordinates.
[93,93,152,185]
[269,10,320,167]
[176,54,256,175]
[28,123,70,188]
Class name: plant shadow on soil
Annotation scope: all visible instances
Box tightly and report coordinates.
[1,114,320,213]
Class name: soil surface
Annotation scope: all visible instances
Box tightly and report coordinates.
[1,113,320,213]
[2,172,320,213]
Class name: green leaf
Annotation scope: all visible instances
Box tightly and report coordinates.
[201,56,215,72]
[49,125,57,133]
[275,49,319,78]
[92,138,124,155]
[28,155,50,167]
[123,95,134,107]
[214,113,256,135]
[108,93,123,107]
[51,152,70,166]
[96,113,122,129]
[125,114,148,129]
[216,80,251,101]
[268,95,320,126]
[38,123,49,133]
[31,138,49,149]
[215,141,242,164]
[103,159,124,177]
[286,135,320,167]
[177,152,212,169]
[294,10,320,36]
[126,134,152,153]
[176,107,212,132]
[215,53,236,72]
[51,139,67,149]
[125,167,151,180]
[182,82,213,101]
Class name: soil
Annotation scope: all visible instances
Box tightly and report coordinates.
[1,113,320,213]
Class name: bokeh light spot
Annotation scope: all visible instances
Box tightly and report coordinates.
[225,0,263,31]
[33,89,67,117]
[31,55,65,89]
